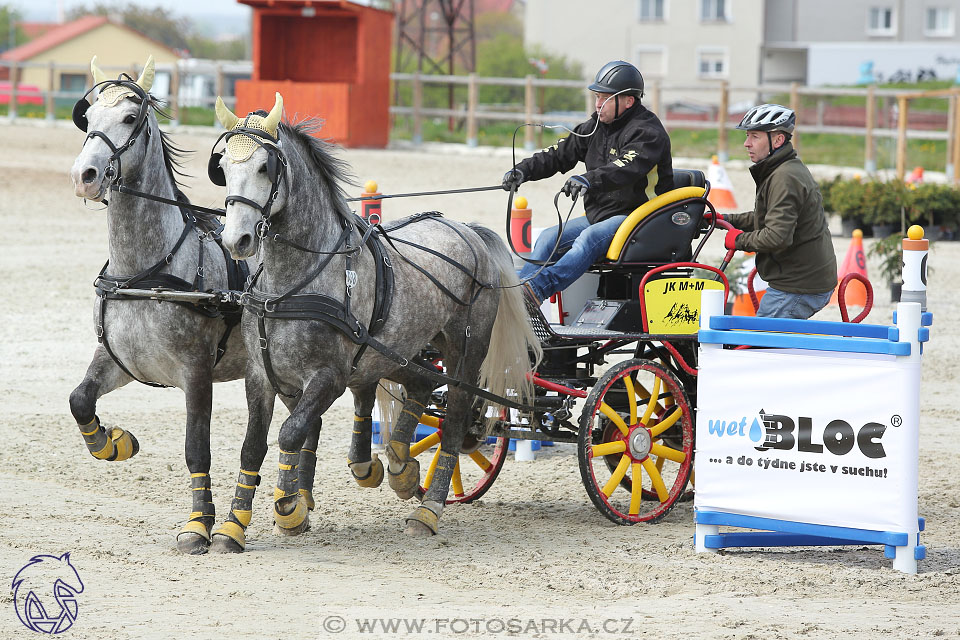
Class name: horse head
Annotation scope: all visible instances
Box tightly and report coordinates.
[211,92,285,260]
[12,552,85,633]
[70,55,158,201]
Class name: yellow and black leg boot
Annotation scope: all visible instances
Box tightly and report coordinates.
[78,415,139,461]
[405,449,456,537]
[211,469,259,553]
[386,439,420,500]
[176,473,215,555]
[273,449,309,536]
[348,415,383,488]
[298,448,318,510]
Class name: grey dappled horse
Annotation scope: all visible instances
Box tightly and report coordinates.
[67,57,323,554]
[207,94,540,550]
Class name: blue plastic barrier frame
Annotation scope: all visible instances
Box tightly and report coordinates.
[695,510,926,560]
[699,315,913,356]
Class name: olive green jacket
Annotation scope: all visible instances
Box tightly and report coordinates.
[725,143,837,294]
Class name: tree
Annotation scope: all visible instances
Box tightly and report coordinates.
[0,5,28,53]
[67,3,191,52]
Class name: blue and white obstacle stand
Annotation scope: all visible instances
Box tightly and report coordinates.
[693,226,931,574]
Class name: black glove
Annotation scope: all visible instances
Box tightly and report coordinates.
[502,168,525,191]
[561,175,590,199]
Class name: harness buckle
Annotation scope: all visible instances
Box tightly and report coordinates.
[96,324,104,338]
[345,270,358,296]
[258,337,268,350]
[263,298,278,313]
[383,255,393,268]
[257,220,270,239]
[197,265,205,277]
[165,253,174,265]
[465,326,471,338]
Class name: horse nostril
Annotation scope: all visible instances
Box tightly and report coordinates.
[236,234,252,255]
[81,168,98,184]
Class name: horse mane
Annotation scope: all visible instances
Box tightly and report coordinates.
[279,117,357,221]
[149,96,220,234]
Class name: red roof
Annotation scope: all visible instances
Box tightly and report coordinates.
[1,16,109,61]
[19,22,59,40]
[476,0,515,12]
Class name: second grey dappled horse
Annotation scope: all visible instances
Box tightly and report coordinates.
[67,57,321,554]
[208,93,540,550]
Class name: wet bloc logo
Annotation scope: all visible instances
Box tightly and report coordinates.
[706,413,765,443]
[12,553,84,634]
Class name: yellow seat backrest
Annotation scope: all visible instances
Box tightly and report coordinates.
[604,186,707,261]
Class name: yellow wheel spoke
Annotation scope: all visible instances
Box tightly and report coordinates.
[601,455,631,497]
[623,374,638,425]
[423,447,441,490]
[641,458,669,502]
[650,442,686,463]
[628,462,643,515]
[655,455,666,473]
[591,440,626,457]
[639,375,662,426]
[419,414,441,429]
[599,402,629,436]
[689,469,695,488]
[451,460,464,496]
[468,449,492,472]
[409,431,440,458]
[650,407,681,437]
[634,381,665,417]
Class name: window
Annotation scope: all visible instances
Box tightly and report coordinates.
[697,48,728,78]
[867,6,896,35]
[638,0,666,21]
[925,7,955,36]
[701,0,729,22]
[636,46,667,78]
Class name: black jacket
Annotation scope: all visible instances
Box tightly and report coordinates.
[515,102,674,224]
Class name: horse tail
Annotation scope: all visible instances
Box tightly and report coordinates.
[468,224,543,430]
[375,380,405,443]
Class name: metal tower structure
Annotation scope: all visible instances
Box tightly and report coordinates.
[394,0,476,75]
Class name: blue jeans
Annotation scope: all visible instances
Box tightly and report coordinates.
[756,286,832,319]
[518,215,627,301]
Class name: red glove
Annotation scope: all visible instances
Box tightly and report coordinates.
[704,211,723,222]
[724,228,743,251]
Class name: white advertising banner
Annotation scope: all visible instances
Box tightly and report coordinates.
[695,347,920,534]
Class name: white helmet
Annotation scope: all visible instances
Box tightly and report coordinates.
[736,103,795,134]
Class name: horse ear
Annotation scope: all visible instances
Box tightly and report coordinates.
[215,96,239,131]
[263,92,283,138]
[90,56,108,85]
[136,55,155,93]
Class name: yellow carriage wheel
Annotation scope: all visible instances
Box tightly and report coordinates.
[577,358,693,525]
[410,414,509,504]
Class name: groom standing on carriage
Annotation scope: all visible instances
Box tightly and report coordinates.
[501,60,674,303]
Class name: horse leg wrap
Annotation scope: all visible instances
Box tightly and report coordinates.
[405,500,444,535]
[213,469,259,550]
[78,416,140,461]
[178,473,215,543]
[297,448,317,510]
[350,453,384,488]
[386,440,420,500]
[273,450,308,532]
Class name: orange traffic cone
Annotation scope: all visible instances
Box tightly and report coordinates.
[706,155,738,210]
[829,229,869,307]
[730,252,767,315]
[905,166,924,184]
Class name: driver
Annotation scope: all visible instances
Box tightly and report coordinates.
[502,60,674,303]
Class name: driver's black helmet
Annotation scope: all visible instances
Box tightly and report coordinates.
[588,61,644,98]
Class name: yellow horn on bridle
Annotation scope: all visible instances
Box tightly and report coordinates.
[90,56,108,85]
[136,55,155,93]
[215,96,240,131]
[262,92,283,138]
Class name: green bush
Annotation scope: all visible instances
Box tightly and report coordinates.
[818,174,843,214]
[909,183,960,230]
[863,179,910,226]
[830,178,870,222]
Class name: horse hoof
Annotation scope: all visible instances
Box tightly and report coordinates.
[273,513,310,537]
[176,532,210,555]
[388,458,420,500]
[209,535,245,554]
[351,454,384,489]
[404,520,435,537]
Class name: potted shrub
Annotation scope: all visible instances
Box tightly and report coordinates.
[830,178,870,237]
[863,179,909,238]
[867,232,905,301]
[910,183,958,240]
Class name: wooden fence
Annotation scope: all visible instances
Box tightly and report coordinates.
[3,59,959,182]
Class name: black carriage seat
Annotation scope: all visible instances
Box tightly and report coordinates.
[599,169,708,266]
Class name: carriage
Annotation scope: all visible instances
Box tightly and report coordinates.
[74,63,866,551]
[401,170,731,526]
